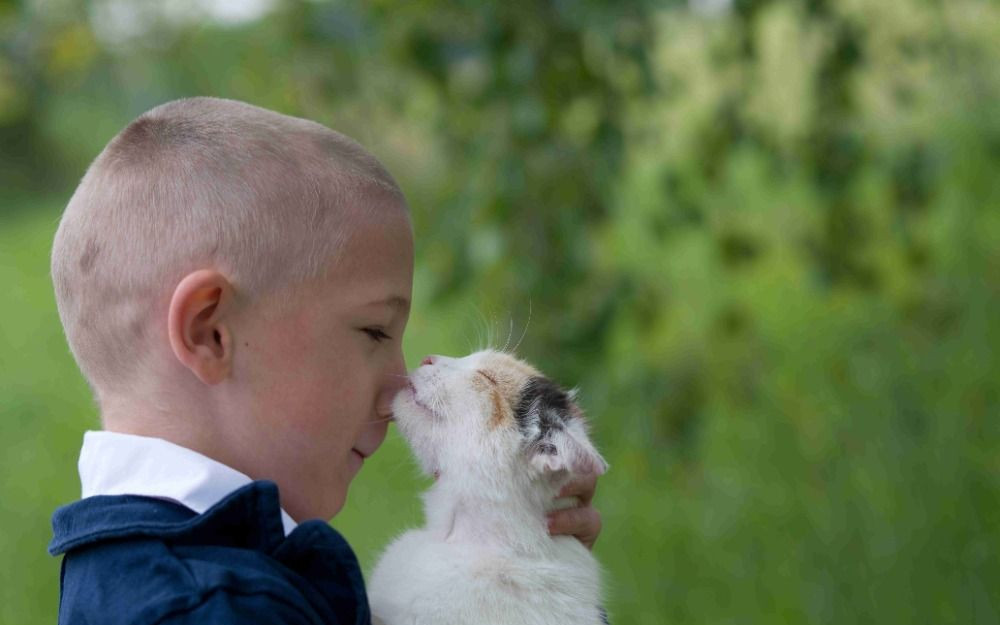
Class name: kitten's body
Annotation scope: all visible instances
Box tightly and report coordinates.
[370,499,601,625]
[369,350,607,625]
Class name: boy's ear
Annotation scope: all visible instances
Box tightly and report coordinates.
[167,269,235,385]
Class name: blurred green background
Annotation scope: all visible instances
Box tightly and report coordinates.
[2,0,999,623]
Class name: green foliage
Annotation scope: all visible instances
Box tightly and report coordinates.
[2,1,999,623]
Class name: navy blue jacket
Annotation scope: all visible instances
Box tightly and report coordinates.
[49,481,370,624]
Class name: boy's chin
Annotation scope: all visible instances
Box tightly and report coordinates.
[289,473,351,522]
[315,486,349,521]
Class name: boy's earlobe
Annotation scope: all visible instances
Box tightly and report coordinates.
[168,270,235,385]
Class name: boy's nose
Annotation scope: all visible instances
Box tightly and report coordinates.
[421,355,436,366]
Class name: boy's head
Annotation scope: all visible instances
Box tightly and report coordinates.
[51,97,413,521]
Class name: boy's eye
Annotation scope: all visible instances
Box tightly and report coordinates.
[362,327,392,343]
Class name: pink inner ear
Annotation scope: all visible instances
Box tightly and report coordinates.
[571,447,608,477]
[572,455,597,476]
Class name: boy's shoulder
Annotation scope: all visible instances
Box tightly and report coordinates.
[50,481,370,625]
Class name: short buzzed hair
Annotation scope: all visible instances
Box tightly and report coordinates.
[51,97,404,398]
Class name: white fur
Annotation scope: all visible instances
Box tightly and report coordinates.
[369,351,607,625]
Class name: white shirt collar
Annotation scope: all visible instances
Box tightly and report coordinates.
[79,430,297,536]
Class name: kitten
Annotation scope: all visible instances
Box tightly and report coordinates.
[369,349,608,625]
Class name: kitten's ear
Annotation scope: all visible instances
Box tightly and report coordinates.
[529,421,608,478]
[517,378,608,479]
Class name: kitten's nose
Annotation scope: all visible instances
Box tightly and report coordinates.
[421,355,436,366]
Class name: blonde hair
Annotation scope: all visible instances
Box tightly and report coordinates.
[51,97,404,397]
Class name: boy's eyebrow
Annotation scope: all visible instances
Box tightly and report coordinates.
[367,296,410,313]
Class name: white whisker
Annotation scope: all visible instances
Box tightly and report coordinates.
[502,313,514,353]
[511,300,532,354]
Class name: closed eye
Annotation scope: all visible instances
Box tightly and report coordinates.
[477,370,499,385]
[362,327,392,343]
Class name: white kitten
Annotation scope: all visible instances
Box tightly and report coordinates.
[369,350,609,625]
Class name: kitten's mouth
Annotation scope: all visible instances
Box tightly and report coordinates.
[408,380,434,415]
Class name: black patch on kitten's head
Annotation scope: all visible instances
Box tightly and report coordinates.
[514,376,572,442]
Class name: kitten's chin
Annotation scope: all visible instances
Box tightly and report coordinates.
[404,451,438,480]
[390,394,440,478]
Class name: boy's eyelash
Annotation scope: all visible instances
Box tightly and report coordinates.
[362,327,392,342]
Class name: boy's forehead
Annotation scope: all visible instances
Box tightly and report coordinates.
[341,210,412,267]
[325,205,413,302]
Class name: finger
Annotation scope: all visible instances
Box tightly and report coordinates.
[547,506,602,550]
[558,472,599,505]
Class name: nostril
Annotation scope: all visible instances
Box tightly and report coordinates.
[421,356,435,366]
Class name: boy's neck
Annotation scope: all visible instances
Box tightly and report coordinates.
[99,397,240,476]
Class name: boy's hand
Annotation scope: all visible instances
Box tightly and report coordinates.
[547,473,602,550]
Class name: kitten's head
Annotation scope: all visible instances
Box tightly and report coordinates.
[392,350,607,485]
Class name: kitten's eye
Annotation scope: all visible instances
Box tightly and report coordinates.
[477,370,498,385]
[362,327,392,343]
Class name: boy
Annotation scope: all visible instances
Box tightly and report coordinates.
[48,97,602,624]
